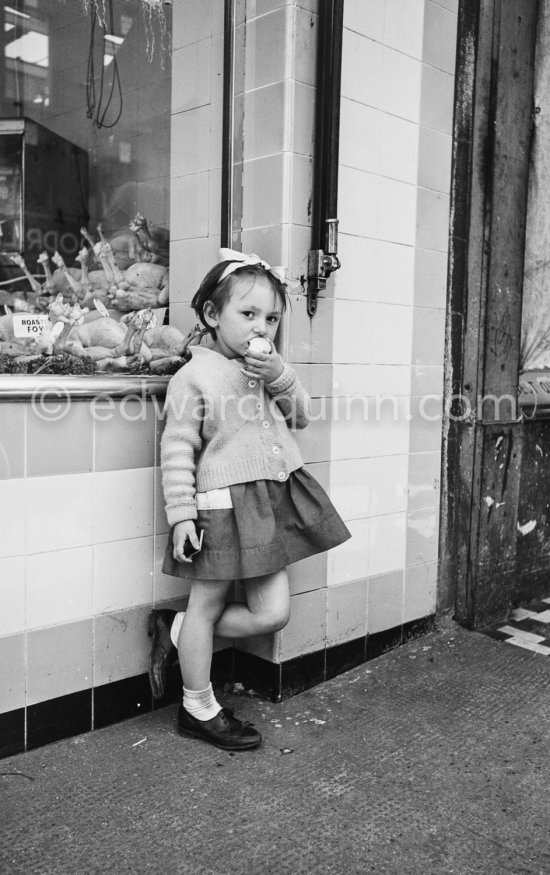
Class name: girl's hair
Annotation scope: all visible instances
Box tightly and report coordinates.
[191,261,287,338]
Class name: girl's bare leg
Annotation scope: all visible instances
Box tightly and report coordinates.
[214,568,290,638]
[177,579,232,690]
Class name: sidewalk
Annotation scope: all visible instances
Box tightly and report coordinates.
[2,618,550,875]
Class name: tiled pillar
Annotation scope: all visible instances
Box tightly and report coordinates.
[324,0,458,656]
[168,0,225,333]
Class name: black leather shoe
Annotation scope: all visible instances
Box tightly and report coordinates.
[148,609,178,699]
[177,705,262,750]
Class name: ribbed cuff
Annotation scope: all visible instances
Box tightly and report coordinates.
[266,363,296,395]
[166,502,198,525]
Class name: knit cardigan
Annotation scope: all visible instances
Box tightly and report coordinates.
[161,345,309,525]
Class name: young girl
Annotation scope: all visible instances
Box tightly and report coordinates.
[149,250,350,751]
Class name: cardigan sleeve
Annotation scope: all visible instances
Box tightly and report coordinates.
[265,363,310,429]
[160,375,203,525]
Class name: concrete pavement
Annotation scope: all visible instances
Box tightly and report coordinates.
[1,617,550,874]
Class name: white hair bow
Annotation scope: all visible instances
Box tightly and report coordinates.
[218,248,286,283]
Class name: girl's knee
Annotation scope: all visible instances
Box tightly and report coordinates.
[262,604,290,634]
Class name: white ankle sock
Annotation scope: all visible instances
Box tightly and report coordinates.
[183,683,221,722]
[170,611,185,648]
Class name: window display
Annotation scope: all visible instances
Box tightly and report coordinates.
[0,0,185,376]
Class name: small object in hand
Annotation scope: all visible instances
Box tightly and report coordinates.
[183,529,204,559]
[247,337,272,355]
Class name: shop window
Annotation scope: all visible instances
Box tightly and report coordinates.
[0,0,173,376]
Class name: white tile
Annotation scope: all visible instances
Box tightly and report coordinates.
[339,99,381,174]
[504,638,550,656]
[372,303,414,365]
[291,153,314,227]
[344,0,385,42]
[385,0,425,59]
[293,82,316,157]
[243,81,287,158]
[418,127,453,193]
[403,561,437,621]
[331,396,411,459]
[245,7,288,90]
[242,154,287,227]
[367,570,404,633]
[532,610,550,623]
[369,455,409,516]
[0,480,25,558]
[94,537,154,614]
[333,364,412,397]
[25,474,93,554]
[412,306,446,365]
[0,556,25,635]
[341,30,384,106]
[332,299,375,363]
[411,364,444,396]
[171,40,212,113]
[378,177,418,246]
[423,1,458,74]
[420,65,455,134]
[93,468,154,543]
[406,506,440,567]
[339,168,379,239]
[498,626,545,644]
[170,106,211,176]
[329,459,373,521]
[414,247,449,308]
[380,48,422,123]
[169,237,209,302]
[369,512,407,576]
[26,546,93,629]
[170,172,210,239]
[379,113,420,184]
[327,517,370,585]
[334,237,415,306]
[510,608,538,622]
[416,188,451,252]
[294,5,318,87]
[279,588,326,659]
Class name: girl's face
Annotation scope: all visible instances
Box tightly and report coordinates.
[204,275,283,359]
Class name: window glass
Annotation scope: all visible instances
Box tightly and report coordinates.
[0,0,172,375]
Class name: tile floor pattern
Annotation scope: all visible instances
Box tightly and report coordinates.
[483,598,550,656]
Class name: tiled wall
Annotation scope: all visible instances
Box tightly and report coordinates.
[320,0,457,652]
[168,0,225,331]
[0,396,186,754]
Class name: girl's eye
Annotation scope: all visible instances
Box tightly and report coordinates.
[268,315,281,323]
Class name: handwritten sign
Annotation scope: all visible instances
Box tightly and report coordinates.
[12,313,49,338]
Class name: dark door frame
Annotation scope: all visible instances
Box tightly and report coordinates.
[440,0,538,627]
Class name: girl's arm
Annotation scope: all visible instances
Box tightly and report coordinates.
[160,379,202,524]
[265,363,310,429]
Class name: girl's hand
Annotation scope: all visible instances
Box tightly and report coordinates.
[173,520,200,563]
[242,345,284,384]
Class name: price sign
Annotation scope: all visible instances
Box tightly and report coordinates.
[12,313,49,338]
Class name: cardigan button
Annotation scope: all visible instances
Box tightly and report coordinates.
[248,380,257,388]
[277,471,286,481]
[273,446,280,454]
[262,421,270,429]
